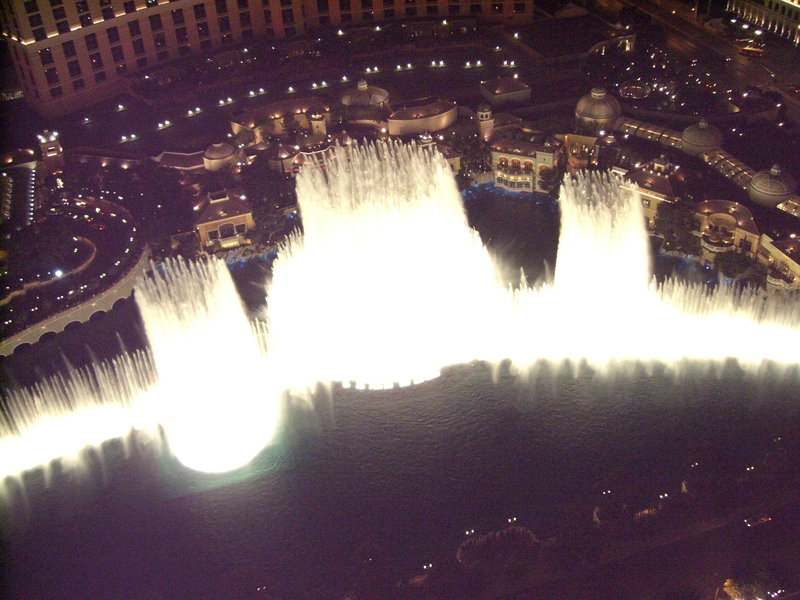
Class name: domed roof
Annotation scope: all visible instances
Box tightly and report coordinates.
[204,142,235,160]
[575,88,621,121]
[750,164,796,198]
[477,101,492,113]
[681,118,722,150]
[340,78,389,107]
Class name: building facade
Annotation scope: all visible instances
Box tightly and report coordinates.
[0,0,539,118]
[727,0,800,45]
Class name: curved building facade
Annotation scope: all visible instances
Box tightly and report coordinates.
[681,119,723,157]
[388,97,457,136]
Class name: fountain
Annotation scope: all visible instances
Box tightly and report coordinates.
[1,141,799,481]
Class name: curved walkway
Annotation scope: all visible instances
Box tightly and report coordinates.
[0,246,150,357]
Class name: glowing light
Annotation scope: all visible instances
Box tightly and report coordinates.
[2,144,799,482]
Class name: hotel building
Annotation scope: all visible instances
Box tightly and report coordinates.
[0,0,537,118]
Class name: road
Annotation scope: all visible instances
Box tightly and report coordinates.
[612,0,800,121]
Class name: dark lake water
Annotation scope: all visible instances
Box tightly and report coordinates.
[3,361,799,599]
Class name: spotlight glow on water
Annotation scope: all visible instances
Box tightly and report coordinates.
[1,141,799,479]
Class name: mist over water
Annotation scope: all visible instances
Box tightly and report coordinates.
[1,141,799,480]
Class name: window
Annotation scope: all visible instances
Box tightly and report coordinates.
[123,1,135,13]
[116,63,127,74]
[200,39,212,51]
[215,0,228,14]
[136,56,148,67]
[107,26,120,43]
[99,0,112,6]
[470,3,480,12]
[56,20,70,33]
[85,33,98,50]
[513,1,524,12]
[284,25,295,36]
[363,0,372,7]
[239,11,250,26]
[80,13,92,26]
[45,67,59,84]
[238,0,248,7]
[176,26,188,41]
[363,11,373,19]
[133,38,145,54]
[221,32,232,44]
[111,45,124,61]
[194,3,206,18]
[149,14,163,30]
[89,52,103,69]
[145,0,157,6]
[68,59,81,76]
[242,28,253,38]
[52,6,66,19]
[178,45,191,55]
[448,4,459,13]
[50,86,63,98]
[24,1,39,14]
[73,78,85,90]
[157,49,168,61]
[235,223,247,233]
[171,8,184,24]
[62,40,76,57]
[129,20,141,36]
[317,0,328,11]
[197,21,209,36]
[406,5,416,15]
[33,28,47,41]
[341,12,351,21]
[153,31,166,48]
[281,8,293,23]
[102,7,114,19]
[76,1,89,13]
[492,3,501,13]
[49,0,63,6]
[208,230,219,240]
[263,9,271,23]
[40,48,54,65]
[384,8,394,17]
[340,0,350,9]
[426,4,437,13]
[94,70,107,82]
[29,13,43,27]
[218,15,230,31]
[319,14,329,24]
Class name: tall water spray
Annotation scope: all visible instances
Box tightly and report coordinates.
[2,140,799,480]
[134,258,281,473]
[266,141,510,390]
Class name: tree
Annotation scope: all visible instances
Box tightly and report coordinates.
[280,114,300,141]
[715,250,753,279]
[654,202,700,254]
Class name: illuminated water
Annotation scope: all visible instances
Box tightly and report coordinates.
[1,140,799,480]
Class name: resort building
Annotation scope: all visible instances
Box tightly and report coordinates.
[748,163,796,208]
[0,0,539,118]
[616,155,681,231]
[726,0,800,45]
[694,199,760,259]
[757,234,800,289]
[574,88,621,137]
[488,136,560,193]
[195,189,255,250]
[387,97,457,136]
[230,97,332,141]
[479,77,530,106]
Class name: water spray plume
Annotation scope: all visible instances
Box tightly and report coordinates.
[1,141,799,480]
